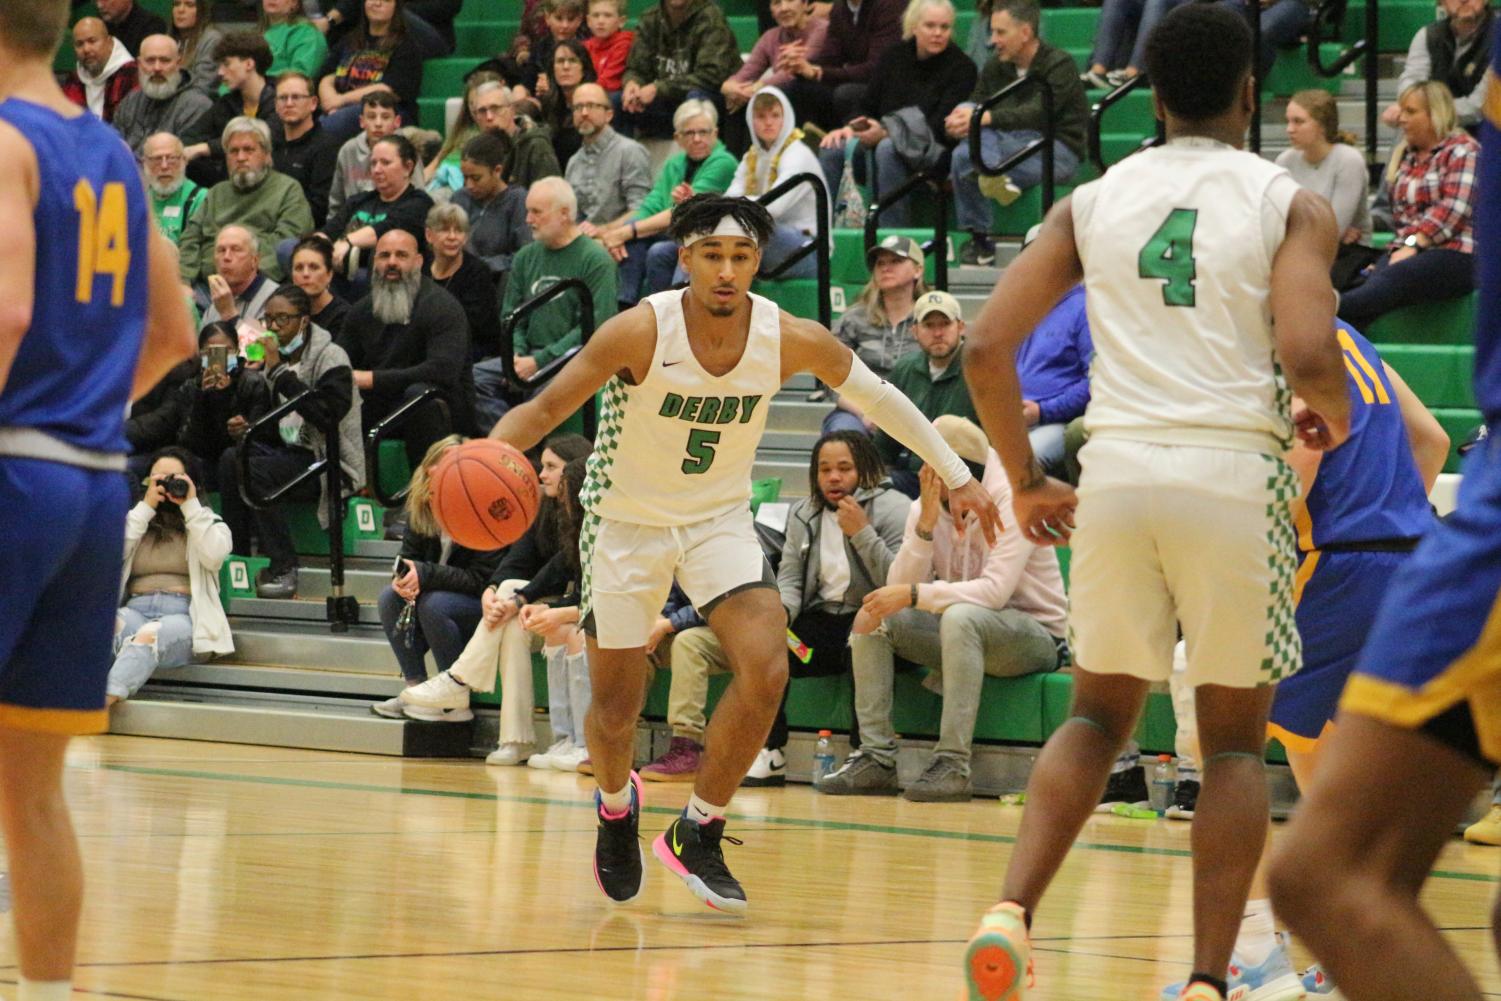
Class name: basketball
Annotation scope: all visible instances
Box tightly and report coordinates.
[429,439,541,550]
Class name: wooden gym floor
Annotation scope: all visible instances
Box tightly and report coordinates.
[4,735,1498,1001]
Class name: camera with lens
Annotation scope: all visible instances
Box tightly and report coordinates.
[156,475,190,500]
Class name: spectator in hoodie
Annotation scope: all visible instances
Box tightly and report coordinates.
[143,133,208,246]
[97,0,167,62]
[582,0,633,95]
[449,132,532,285]
[169,0,225,93]
[721,0,828,150]
[62,18,139,124]
[619,0,743,139]
[260,0,329,79]
[183,30,277,187]
[819,416,1067,802]
[779,0,903,130]
[271,71,341,227]
[327,89,401,220]
[113,34,213,152]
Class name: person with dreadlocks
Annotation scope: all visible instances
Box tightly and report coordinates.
[485,192,1001,915]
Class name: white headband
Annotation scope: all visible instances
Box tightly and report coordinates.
[682,215,759,248]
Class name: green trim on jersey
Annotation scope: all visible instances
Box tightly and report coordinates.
[580,375,629,514]
[1260,455,1302,683]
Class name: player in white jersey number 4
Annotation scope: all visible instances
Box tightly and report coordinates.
[488,194,1000,914]
[953,5,1355,1001]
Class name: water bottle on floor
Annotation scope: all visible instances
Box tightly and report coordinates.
[813,730,836,784]
[1149,754,1176,814]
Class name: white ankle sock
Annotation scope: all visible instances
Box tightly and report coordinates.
[686,792,727,824]
[598,782,632,816]
[1235,898,1278,967]
[20,980,73,1001]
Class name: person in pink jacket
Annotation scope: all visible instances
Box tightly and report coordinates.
[817,415,1068,802]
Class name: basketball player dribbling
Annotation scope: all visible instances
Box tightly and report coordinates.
[0,3,196,998]
[484,193,1001,914]
[954,6,1354,1000]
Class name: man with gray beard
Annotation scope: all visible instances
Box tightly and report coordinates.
[112,35,212,153]
[177,117,314,287]
[337,229,475,467]
[142,133,207,246]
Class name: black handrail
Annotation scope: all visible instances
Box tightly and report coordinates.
[365,387,447,508]
[970,73,1057,215]
[1251,0,1262,153]
[498,277,598,438]
[1307,0,1377,165]
[1088,73,1151,175]
[754,171,832,329]
[236,389,359,631]
[863,170,951,291]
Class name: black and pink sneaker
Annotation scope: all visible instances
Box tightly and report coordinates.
[593,771,645,903]
[652,814,747,915]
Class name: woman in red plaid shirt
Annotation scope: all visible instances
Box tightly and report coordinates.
[1339,80,1479,329]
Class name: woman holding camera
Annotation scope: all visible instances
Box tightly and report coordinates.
[110,447,235,705]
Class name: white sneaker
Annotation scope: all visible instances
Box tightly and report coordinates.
[528,738,573,770]
[370,695,406,719]
[742,747,787,787]
[401,703,474,723]
[399,671,471,710]
[486,741,534,766]
[550,744,589,772]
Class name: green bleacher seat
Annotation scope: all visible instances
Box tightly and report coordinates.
[1040,8,1099,50]
[422,57,475,100]
[990,182,1078,236]
[751,278,823,319]
[454,23,514,58]
[727,16,760,52]
[1343,1,1439,53]
[1365,293,1478,347]
[1379,344,1476,410]
[418,96,450,132]
[1265,44,1347,97]
[893,671,1047,743]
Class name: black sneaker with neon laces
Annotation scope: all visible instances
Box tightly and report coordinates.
[593,771,645,903]
[1095,765,1150,813]
[652,815,748,915]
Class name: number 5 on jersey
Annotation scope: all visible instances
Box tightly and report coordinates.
[74,179,131,307]
[1139,208,1198,307]
[682,428,719,474]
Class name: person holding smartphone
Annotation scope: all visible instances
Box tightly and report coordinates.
[179,321,272,491]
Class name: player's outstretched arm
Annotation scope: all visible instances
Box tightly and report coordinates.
[133,229,198,401]
[1383,361,1450,492]
[781,312,1003,545]
[489,303,657,453]
[0,121,38,398]
[1271,190,1350,450]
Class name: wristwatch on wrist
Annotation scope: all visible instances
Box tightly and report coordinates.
[1402,234,1426,252]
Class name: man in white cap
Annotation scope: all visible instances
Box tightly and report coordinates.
[405,193,1001,917]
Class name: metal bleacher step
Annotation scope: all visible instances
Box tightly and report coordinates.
[288,566,399,603]
[226,618,400,674]
[228,596,385,626]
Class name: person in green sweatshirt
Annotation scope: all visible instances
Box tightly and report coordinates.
[260,0,330,79]
[472,176,619,429]
[143,132,208,246]
[619,0,742,139]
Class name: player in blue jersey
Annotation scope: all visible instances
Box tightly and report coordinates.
[1268,48,1501,1001]
[0,4,194,999]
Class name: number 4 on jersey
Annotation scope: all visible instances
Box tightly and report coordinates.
[1138,208,1198,308]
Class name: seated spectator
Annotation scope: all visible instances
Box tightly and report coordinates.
[872,290,979,495]
[1339,81,1479,330]
[536,38,597,167]
[1384,0,1493,131]
[424,203,504,362]
[949,0,1086,265]
[339,228,473,466]
[109,446,233,706]
[602,99,738,305]
[219,283,366,600]
[817,0,977,228]
[619,0,743,140]
[289,234,353,336]
[424,72,501,193]
[199,224,279,327]
[779,0,902,131]
[451,133,532,286]
[640,431,911,784]
[322,0,457,58]
[818,416,1067,801]
[1016,282,1091,475]
[99,0,168,62]
[125,359,198,488]
[521,0,589,97]
[1080,0,1138,88]
[317,0,425,142]
[179,321,273,489]
[1277,89,1375,289]
[372,436,503,723]
[184,30,277,187]
[271,71,341,227]
[468,80,562,189]
[825,234,928,433]
[320,134,435,292]
[114,34,213,153]
[473,178,618,427]
[169,0,225,93]
[63,18,139,124]
[386,434,595,763]
[261,0,329,79]
[582,0,634,96]
[964,0,994,68]
[143,133,208,246]
[721,0,828,151]
[1087,0,1186,88]
[564,82,653,230]
[1221,0,1309,81]
[328,90,401,220]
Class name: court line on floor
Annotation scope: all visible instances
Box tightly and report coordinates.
[90,763,1500,884]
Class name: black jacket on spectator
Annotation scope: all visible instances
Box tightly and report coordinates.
[324,184,435,252]
[181,367,273,466]
[319,31,426,130]
[814,0,904,86]
[486,515,553,588]
[973,41,1088,159]
[337,276,471,415]
[126,359,196,454]
[1425,8,1495,110]
[516,550,579,607]
[312,294,351,338]
[426,253,503,362]
[858,38,978,142]
[106,2,168,60]
[329,0,457,57]
[273,121,341,227]
[397,528,505,594]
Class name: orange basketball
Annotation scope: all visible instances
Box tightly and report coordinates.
[429,439,542,550]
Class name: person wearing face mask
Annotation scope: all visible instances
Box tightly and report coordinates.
[217,284,366,600]
[179,321,272,490]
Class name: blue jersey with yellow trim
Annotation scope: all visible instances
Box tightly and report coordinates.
[1479,48,1501,420]
[0,98,149,455]
[1295,323,1432,551]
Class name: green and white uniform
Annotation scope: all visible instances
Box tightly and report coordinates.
[1066,137,1306,689]
[580,288,782,649]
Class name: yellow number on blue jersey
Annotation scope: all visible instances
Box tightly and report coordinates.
[1337,328,1391,406]
[73,179,132,308]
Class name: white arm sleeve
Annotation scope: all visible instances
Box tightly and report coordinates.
[833,355,974,489]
